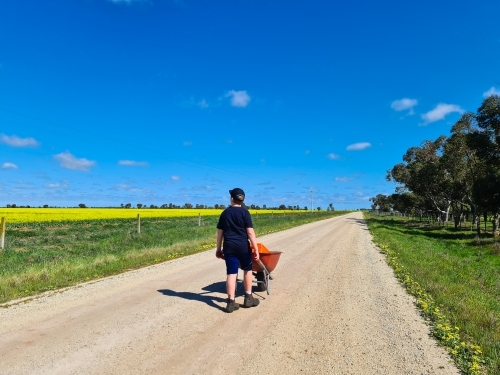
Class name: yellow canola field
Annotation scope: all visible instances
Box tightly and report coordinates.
[0,208,294,224]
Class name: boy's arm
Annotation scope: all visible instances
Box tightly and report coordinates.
[246,227,260,261]
[215,229,223,257]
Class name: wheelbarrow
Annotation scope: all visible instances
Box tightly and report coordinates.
[250,243,282,294]
[216,243,282,295]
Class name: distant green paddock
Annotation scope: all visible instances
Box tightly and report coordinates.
[0,210,349,304]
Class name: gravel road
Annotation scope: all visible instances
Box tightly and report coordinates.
[0,212,460,374]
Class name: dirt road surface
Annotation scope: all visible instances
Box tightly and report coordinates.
[0,212,459,375]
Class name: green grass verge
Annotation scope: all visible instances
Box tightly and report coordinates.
[0,211,348,305]
[364,213,500,375]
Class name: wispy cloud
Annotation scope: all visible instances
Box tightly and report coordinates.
[183,141,193,146]
[1,134,40,147]
[327,153,340,160]
[198,99,209,109]
[114,183,151,193]
[171,175,181,181]
[391,98,418,114]
[335,177,354,182]
[1,162,18,170]
[226,90,251,107]
[483,87,500,98]
[45,181,69,189]
[53,151,96,172]
[304,150,311,155]
[421,103,464,125]
[115,183,132,190]
[346,142,371,151]
[118,160,149,167]
[191,185,212,191]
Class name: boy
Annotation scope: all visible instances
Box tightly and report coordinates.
[216,188,260,313]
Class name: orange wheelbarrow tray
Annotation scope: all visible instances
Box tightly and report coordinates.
[251,243,282,295]
[216,243,282,295]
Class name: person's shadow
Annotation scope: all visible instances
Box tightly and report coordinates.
[158,281,231,312]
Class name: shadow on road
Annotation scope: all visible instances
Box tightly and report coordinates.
[345,217,369,229]
[158,281,229,312]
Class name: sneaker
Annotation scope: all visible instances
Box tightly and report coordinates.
[243,293,260,308]
[225,298,240,313]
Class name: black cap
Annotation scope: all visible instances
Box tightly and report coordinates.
[229,188,245,201]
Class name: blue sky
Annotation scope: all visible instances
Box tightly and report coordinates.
[1,0,499,209]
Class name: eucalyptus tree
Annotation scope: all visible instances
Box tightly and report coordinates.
[467,95,500,234]
[369,194,392,212]
[387,136,456,223]
[390,191,425,218]
[442,112,484,228]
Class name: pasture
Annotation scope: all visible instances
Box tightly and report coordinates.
[365,213,499,375]
[0,210,346,304]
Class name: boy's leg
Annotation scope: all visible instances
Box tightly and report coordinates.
[243,269,259,308]
[226,273,237,299]
[243,269,253,292]
[224,254,240,313]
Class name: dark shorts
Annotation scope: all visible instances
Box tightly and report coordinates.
[224,252,252,275]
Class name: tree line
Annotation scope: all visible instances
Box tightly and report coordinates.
[371,94,500,235]
[4,203,328,211]
[123,203,317,211]
[121,203,336,211]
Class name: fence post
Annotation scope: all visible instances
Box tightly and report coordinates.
[137,214,141,234]
[198,213,201,227]
[272,211,274,219]
[1,217,5,250]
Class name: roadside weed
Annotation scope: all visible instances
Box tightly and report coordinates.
[366,214,499,375]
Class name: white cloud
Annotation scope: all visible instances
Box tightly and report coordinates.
[171,175,181,181]
[335,177,354,182]
[304,150,310,155]
[183,141,193,146]
[1,134,39,147]
[198,99,209,109]
[327,153,340,160]
[346,142,371,151]
[226,90,251,107]
[391,98,418,113]
[1,162,18,170]
[421,103,465,124]
[191,185,212,191]
[118,160,149,166]
[53,151,96,172]
[114,183,151,193]
[45,181,69,189]
[483,87,500,98]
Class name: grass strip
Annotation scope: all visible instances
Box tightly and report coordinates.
[364,213,499,375]
[0,211,347,305]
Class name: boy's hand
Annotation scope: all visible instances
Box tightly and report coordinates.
[215,249,224,259]
[253,252,260,262]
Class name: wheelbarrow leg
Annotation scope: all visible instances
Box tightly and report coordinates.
[255,272,267,292]
[256,260,272,295]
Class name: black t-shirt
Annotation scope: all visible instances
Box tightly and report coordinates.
[216,206,253,254]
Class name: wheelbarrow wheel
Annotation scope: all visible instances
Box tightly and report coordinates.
[256,272,267,292]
